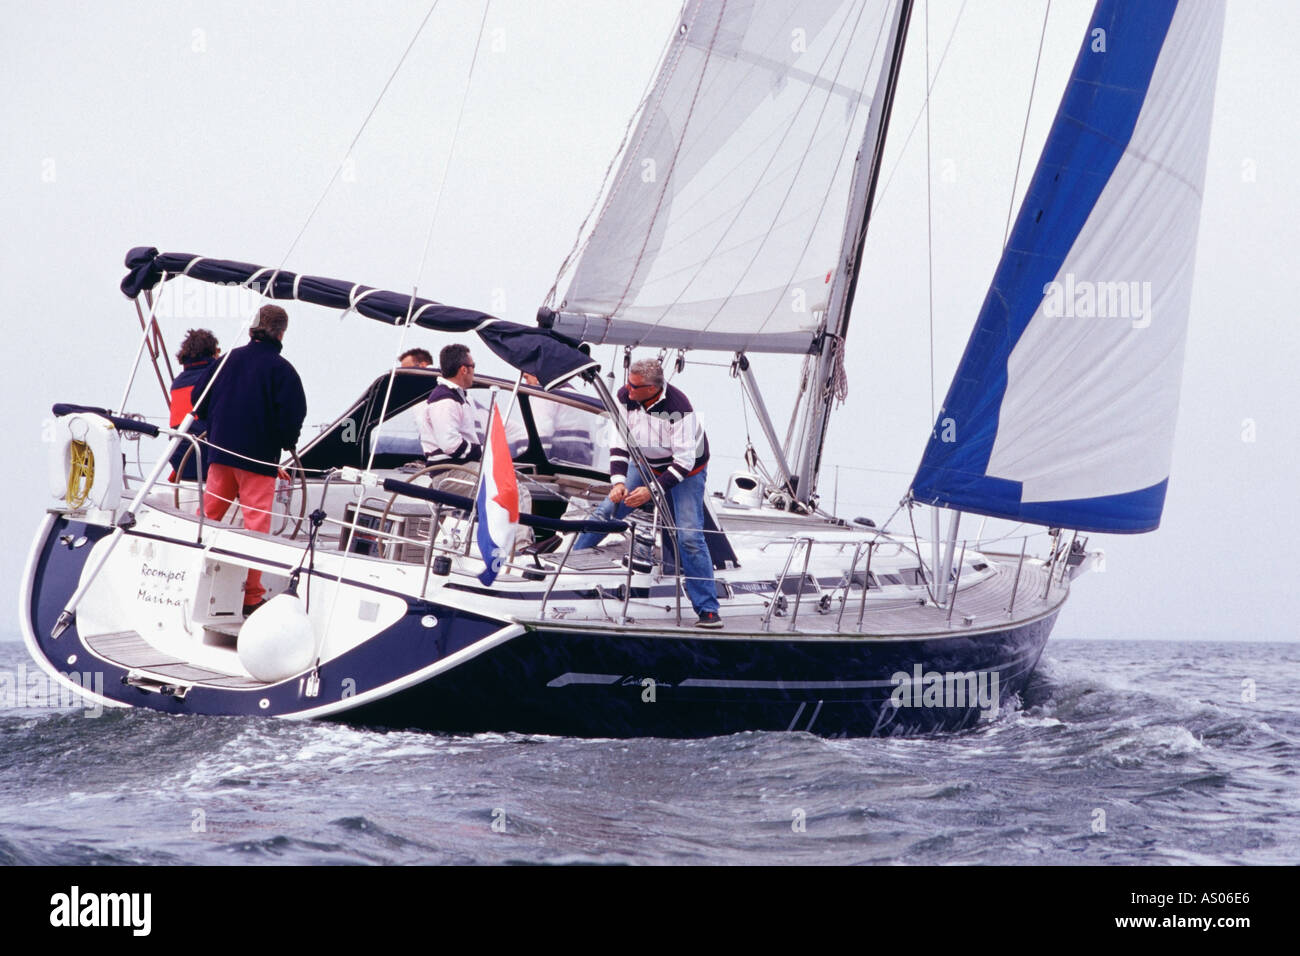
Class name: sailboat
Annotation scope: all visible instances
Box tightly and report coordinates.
[22,0,1224,736]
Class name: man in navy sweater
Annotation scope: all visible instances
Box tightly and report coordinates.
[575,358,721,628]
[195,305,308,615]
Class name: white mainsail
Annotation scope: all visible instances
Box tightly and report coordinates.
[549,0,905,354]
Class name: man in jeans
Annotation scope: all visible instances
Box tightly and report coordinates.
[195,305,308,616]
[575,358,722,629]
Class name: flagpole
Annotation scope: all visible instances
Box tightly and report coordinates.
[462,371,524,555]
[499,369,524,428]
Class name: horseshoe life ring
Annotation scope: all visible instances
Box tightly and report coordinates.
[48,413,122,512]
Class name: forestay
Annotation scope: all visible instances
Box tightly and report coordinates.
[911,0,1225,533]
[547,0,903,354]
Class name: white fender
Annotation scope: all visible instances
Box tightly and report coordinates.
[47,413,123,512]
[237,592,317,683]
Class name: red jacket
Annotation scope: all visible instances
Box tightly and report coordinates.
[168,358,215,480]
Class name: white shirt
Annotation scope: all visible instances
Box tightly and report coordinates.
[416,382,482,464]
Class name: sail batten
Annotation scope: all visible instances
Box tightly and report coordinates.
[550,0,903,355]
[910,0,1224,534]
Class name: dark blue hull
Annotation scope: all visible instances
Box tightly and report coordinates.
[25,516,1056,737]
[339,618,1055,737]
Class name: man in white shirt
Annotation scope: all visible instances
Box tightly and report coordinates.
[416,344,482,465]
[524,372,596,465]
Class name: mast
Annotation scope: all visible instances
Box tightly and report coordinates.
[793,0,914,507]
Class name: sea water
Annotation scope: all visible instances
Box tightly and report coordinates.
[1,638,1296,865]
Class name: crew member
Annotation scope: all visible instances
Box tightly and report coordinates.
[398,348,433,368]
[576,358,721,628]
[195,305,308,616]
[525,372,594,465]
[416,344,481,465]
[168,328,219,482]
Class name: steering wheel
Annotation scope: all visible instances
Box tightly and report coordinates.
[279,450,310,540]
[376,462,477,556]
[172,438,308,539]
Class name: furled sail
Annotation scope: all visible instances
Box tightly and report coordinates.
[120,247,596,390]
[910,0,1224,533]
[545,0,904,354]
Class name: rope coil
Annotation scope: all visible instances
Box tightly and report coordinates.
[66,441,94,508]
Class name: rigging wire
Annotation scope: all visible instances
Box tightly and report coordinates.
[277,0,443,272]
[1004,0,1053,246]
[417,0,492,290]
[116,290,168,415]
[878,499,906,533]
[924,0,936,428]
[918,1,939,568]
[871,0,967,214]
[249,0,488,630]
[906,498,940,605]
[783,352,815,462]
[363,1,493,478]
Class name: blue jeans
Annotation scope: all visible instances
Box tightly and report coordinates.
[575,464,720,616]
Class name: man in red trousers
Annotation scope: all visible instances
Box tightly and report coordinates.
[195,305,307,616]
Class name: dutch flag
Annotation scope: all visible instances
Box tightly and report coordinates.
[475,404,519,585]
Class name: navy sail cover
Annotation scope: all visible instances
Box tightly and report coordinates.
[121,247,596,390]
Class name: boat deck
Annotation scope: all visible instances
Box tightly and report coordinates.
[126,492,1066,651]
[525,553,1063,638]
[84,629,266,689]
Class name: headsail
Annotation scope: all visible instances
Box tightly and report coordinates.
[910,0,1225,533]
[546,0,906,354]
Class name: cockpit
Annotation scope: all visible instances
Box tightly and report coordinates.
[294,368,615,531]
[298,368,607,474]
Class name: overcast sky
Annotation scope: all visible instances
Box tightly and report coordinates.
[3,1,1296,643]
